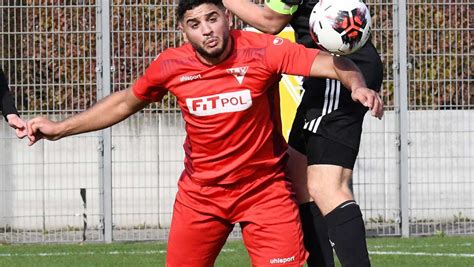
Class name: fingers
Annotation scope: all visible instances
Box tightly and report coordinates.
[374,93,384,119]
[352,88,368,107]
[6,115,28,139]
[28,133,43,146]
[365,93,374,109]
[16,128,28,139]
[8,120,21,129]
[370,92,384,119]
[7,116,24,129]
[27,118,44,146]
[352,87,384,119]
[352,87,370,107]
[27,119,35,139]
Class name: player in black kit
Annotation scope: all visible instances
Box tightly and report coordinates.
[1,68,27,138]
[223,0,384,266]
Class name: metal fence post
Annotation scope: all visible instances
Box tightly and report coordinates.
[394,0,410,237]
[96,0,113,243]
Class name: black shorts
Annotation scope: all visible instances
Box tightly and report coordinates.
[288,42,383,169]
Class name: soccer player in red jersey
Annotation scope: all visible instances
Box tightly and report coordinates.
[27,1,383,266]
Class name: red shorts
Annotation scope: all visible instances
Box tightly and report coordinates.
[166,173,308,267]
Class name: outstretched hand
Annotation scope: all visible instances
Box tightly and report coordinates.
[6,114,28,139]
[27,117,63,146]
[351,87,384,119]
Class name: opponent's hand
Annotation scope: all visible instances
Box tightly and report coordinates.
[351,87,384,119]
[27,117,64,146]
[6,114,28,139]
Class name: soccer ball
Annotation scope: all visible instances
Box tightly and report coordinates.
[309,0,372,55]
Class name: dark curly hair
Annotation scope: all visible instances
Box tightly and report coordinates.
[177,0,224,22]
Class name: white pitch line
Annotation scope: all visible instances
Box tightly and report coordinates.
[0,248,236,257]
[0,250,164,257]
[371,242,472,249]
[370,251,474,258]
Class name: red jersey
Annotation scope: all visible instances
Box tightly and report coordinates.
[133,30,319,185]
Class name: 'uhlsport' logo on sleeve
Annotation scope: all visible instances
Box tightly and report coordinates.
[186,90,253,116]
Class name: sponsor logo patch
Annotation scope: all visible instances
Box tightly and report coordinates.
[186,89,252,116]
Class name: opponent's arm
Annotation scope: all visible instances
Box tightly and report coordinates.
[309,51,384,119]
[27,88,149,145]
[223,0,294,34]
[0,68,28,138]
[0,68,19,119]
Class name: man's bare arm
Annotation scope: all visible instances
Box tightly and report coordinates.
[27,88,149,145]
[223,0,292,34]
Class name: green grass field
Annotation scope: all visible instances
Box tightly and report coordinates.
[0,236,473,266]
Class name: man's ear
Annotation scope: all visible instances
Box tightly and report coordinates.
[178,24,189,42]
[225,9,233,29]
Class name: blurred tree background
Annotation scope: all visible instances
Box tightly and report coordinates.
[1,0,98,112]
[0,0,472,112]
[406,1,473,109]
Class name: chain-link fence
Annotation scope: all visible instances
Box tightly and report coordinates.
[0,0,472,243]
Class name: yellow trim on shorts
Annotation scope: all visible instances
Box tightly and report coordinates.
[265,0,299,15]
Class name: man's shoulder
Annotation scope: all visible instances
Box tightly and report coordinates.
[143,44,198,84]
[232,29,265,40]
[149,44,198,74]
[157,43,194,62]
[232,30,277,48]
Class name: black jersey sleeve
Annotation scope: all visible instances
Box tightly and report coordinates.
[0,68,20,121]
